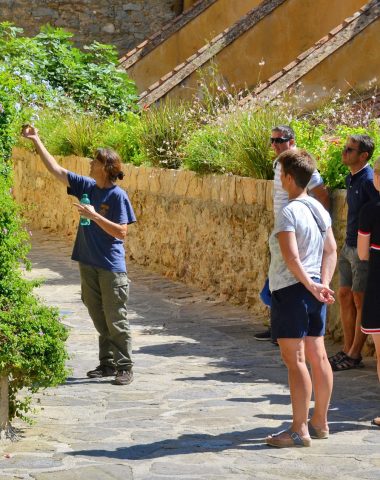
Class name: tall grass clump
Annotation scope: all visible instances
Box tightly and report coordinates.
[183,124,235,174]
[138,100,196,169]
[18,110,142,164]
[227,106,290,179]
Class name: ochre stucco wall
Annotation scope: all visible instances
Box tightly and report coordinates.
[166,0,366,101]
[13,149,353,346]
[128,0,260,93]
[285,17,380,109]
[183,0,198,10]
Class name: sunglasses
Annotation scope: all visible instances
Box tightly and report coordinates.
[270,137,291,144]
[343,146,360,154]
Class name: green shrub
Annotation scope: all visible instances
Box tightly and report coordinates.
[100,113,141,164]
[183,124,234,174]
[318,122,380,189]
[0,79,69,426]
[0,22,138,119]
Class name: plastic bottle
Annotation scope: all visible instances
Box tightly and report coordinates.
[80,193,91,226]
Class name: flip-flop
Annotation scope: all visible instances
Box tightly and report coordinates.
[266,429,311,448]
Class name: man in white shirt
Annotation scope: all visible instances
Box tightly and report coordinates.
[254,125,330,342]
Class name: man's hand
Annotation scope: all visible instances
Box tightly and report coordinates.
[309,282,335,304]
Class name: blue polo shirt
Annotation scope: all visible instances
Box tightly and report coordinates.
[345,164,378,247]
[67,172,136,272]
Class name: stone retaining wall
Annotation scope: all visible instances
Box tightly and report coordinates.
[13,148,348,341]
[1,0,178,54]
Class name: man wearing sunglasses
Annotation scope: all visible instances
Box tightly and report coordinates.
[255,125,329,342]
[329,135,378,371]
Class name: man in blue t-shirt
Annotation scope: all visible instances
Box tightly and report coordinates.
[329,135,378,371]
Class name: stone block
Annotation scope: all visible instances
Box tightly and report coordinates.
[147,169,162,194]
[123,3,142,11]
[136,166,150,191]
[102,23,115,34]
[33,7,58,17]
[173,170,190,196]
[240,177,256,205]
[187,174,203,199]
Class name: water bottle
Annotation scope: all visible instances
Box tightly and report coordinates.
[80,193,91,226]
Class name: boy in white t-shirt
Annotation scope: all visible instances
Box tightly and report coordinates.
[265,148,337,448]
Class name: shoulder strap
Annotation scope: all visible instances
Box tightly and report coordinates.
[290,199,325,236]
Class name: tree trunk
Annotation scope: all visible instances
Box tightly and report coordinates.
[0,375,16,441]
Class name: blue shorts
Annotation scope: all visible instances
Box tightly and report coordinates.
[270,281,326,340]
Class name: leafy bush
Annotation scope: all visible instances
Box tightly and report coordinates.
[318,122,380,189]
[100,113,141,164]
[291,119,380,189]
[183,124,234,174]
[0,22,138,119]
[18,110,142,164]
[0,105,69,423]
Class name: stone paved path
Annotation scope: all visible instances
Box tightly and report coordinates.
[1,231,379,479]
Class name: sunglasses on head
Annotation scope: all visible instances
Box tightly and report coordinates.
[270,137,291,144]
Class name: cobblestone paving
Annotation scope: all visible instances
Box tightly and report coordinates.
[1,231,379,479]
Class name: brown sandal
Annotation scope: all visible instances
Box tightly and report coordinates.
[331,355,364,371]
[328,351,347,369]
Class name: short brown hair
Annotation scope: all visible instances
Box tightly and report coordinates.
[95,148,124,182]
[278,149,316,188]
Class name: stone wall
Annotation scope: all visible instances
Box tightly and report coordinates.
[12,148,348,341]
[0,0,179,54]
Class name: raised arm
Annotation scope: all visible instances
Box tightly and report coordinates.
[21,125,69,186]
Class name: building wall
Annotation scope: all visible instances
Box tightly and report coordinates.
[162,0,366,101]
[286,16,380,110]
[0,0,179,54]
[13,149,351,346]
[127,0,260,92]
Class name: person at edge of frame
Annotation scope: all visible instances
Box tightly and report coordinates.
[328,134,378,371]
[357,156,380,428]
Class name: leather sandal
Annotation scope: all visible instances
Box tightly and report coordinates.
[266,429,311,448]
[328,351,347,369]
[331,354,364,371]
[308,422,329,439]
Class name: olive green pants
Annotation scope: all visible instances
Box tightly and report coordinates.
[79,263,133,370]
